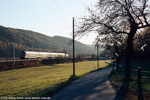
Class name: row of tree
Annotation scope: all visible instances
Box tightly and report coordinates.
[76,0,150,81]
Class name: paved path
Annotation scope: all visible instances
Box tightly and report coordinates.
[51,67,116,100]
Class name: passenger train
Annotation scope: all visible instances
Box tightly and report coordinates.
[20,51,69,59]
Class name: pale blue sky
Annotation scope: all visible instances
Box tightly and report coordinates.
[0,0,98,44]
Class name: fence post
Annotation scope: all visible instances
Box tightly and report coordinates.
[138,67,141,83]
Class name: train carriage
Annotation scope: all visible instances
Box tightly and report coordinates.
[20,51,69,59]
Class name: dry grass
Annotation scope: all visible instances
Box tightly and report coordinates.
[0,60,110,97]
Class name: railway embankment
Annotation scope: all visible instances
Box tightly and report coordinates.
[0,59,71,71]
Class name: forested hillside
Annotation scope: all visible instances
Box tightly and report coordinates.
[0,25,96,58]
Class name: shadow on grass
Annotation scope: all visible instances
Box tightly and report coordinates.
[138,82,144,100]
[28,69,104,97]
[27,61,113,98]
[110,59,150,100]
[111,71,144,100]
[28,75,80,97]
[113,79,130,100]
[28,67,111,98]
[111,77,144,100]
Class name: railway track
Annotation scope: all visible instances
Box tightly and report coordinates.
[0,57,66,63]
[0,58,41,63]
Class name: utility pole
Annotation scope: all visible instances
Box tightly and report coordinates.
[73,17,75,77]
[96,36,99,69]
[13,45,15,65]
[97,44,99,69]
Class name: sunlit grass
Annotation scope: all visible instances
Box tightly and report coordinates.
[0,60,110,97]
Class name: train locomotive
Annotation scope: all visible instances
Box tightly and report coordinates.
[20,51,69,59]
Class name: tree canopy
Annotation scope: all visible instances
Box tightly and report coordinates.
[77,0,150,80]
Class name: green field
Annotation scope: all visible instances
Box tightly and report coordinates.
[0,60,110,97]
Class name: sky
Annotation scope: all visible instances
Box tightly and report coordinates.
[0,0,98,44]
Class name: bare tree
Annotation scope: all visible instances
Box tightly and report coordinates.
[100,34,126,72]
[133,27,150,52]
[77,0,150,81]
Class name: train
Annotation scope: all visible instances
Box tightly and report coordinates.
[20,51,69,59]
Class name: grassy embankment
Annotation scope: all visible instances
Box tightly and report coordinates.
[110,59,150,100]
[0,60,111,97]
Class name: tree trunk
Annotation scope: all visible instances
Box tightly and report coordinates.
[125,23,138,81]
[116,55,122,72]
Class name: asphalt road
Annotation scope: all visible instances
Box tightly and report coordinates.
[51,67,117,100]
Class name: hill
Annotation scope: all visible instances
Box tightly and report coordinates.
[53,36,97,56]
[0,25,96,58]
